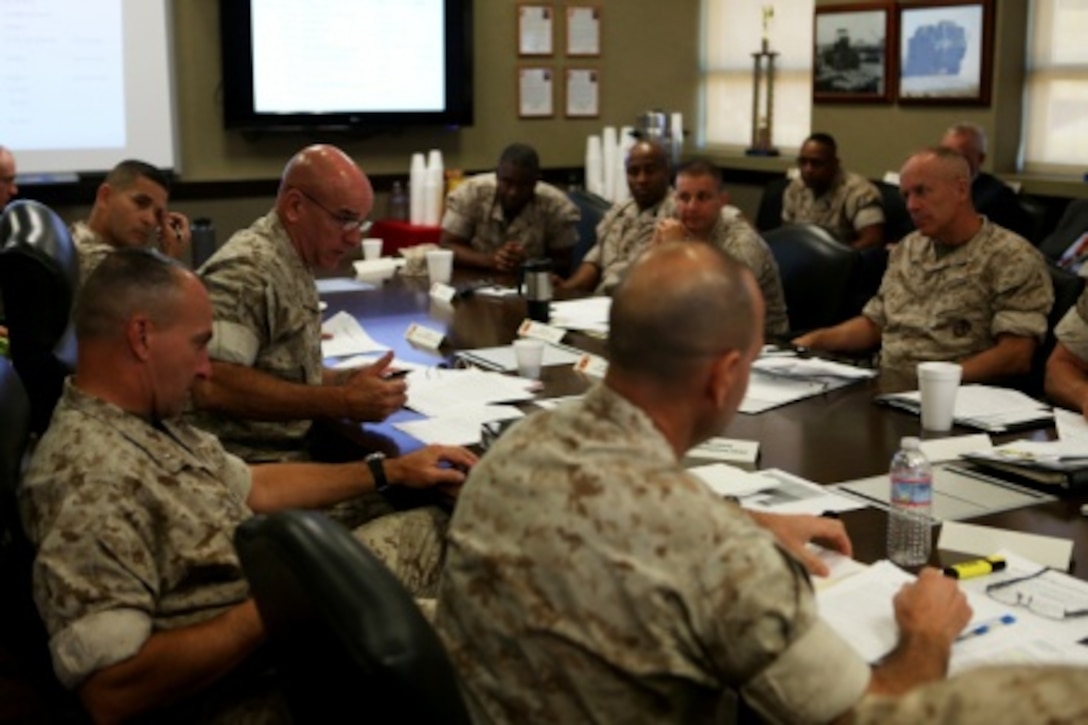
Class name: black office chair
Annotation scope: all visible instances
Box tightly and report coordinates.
[0,357,63,697]
[1017,195,1049,247]
[0,201,79,435]
[1039,199,1088,263]
[875,180,915,244]
[764,223,860,335]
[754,176,790,233]
[567,188,613,271]
[234,510,471,724]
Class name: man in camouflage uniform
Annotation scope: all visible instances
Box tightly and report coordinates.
[795,148,1053,382]
[854,665,1088,724]
[191,144,406,462]
[439,142,580,273]
[71,159,191,286]
[1045,288,1088,417]
[20,250,475,723]
[556,140,675,295]
[436,242,971,724]
[653,158,789,337]
[782,132,885,250]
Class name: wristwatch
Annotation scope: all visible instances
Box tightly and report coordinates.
[365,452,392,495]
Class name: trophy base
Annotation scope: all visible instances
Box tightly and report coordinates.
[744,148,780,157]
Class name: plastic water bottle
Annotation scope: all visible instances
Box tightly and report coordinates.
[387,181,409,222]
[887,436,932,567]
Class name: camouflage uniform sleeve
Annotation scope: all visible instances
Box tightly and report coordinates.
[853,665,1088,725]
[1055,289,1088,363]
[695,515,870,723]
[202,252,269,366]
[782,181,800,224]
[34,475,161,689]
[989,244,1053,341]
[581,207,620,268]
[849,179,885,230]
[441,180,481,240]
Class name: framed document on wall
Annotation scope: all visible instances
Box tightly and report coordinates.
[565,68,600,118]
[566,6,601,57]
[518,66,555,118]
[518,4,554,56]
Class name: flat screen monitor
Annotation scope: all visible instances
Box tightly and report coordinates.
[220,0,474,131]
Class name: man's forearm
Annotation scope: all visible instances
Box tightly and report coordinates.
[559,262,601,294]
[851,224,885,251]
[866,629,951,697]
[248,460,374,512]
[1046,344,1088,413]
[79,601,264,724]
[193,361,344,421]
[794,316,881,352]
[959,335,1035,383]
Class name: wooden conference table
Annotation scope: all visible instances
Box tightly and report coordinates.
[321,268,1088,578]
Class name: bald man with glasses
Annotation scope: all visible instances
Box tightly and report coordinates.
[191,144,405,463]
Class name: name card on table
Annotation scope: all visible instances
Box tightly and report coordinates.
[429,282,457,303]
[684,437,760,471]
[573,353,608,378]
[518,319,566,344]
[405,323,445,350]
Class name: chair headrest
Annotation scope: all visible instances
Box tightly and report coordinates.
[0,200,79,291]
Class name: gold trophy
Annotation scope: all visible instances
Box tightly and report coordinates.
[747,5,780,156]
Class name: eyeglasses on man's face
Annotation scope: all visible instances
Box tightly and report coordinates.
[293,187,371,234]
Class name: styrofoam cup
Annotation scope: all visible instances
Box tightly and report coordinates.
[513,339,544,380]
[362,238,383,260]
[918,361,962,432]
[425,249,453,285]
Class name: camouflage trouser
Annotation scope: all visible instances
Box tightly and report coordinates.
[351,505,450,598]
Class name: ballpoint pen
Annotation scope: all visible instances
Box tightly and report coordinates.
[956,614,1016,642]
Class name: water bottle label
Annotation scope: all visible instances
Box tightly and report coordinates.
[891,477,932,506]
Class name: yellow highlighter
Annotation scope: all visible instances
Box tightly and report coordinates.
[943,555,1007,580]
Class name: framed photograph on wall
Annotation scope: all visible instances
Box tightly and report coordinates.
[518,66,554,118]
[564,68,600,118]
[813,3,895,103]
[897,0,994,105]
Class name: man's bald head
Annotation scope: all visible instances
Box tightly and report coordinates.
[276,144,374,269]
[899,147,976,242]
[625,140,671,210]
[608,242,759,387]
[0,146,18,208]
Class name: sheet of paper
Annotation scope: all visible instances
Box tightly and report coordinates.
[685,437,760,467]
[833,464,1055,522]
[457,343,583,372]
[740,469,867,515]
[394,406,524,446]
[534,395,583,410]
[937,521,1074,570]
[406,368,536,417]
[320,311,389,358]
[473,285,520,298]
[550,297,611,334]
[752,356,877,381]
[329,354,430,373]
[739,373,827,414]
[1055,408,1088,448]
[315,277,375,294]
[689,463,772,498]
[920,433,992,463]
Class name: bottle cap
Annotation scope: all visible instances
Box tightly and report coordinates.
[901,436,921,449]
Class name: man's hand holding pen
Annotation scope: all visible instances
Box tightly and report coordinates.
[160,211,191,261]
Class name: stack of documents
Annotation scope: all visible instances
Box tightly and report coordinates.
[740,356,877,414]
[876,385,1053,432]
[393,368,536,446]
[959,409,1088,488]
[549,297,611,336]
